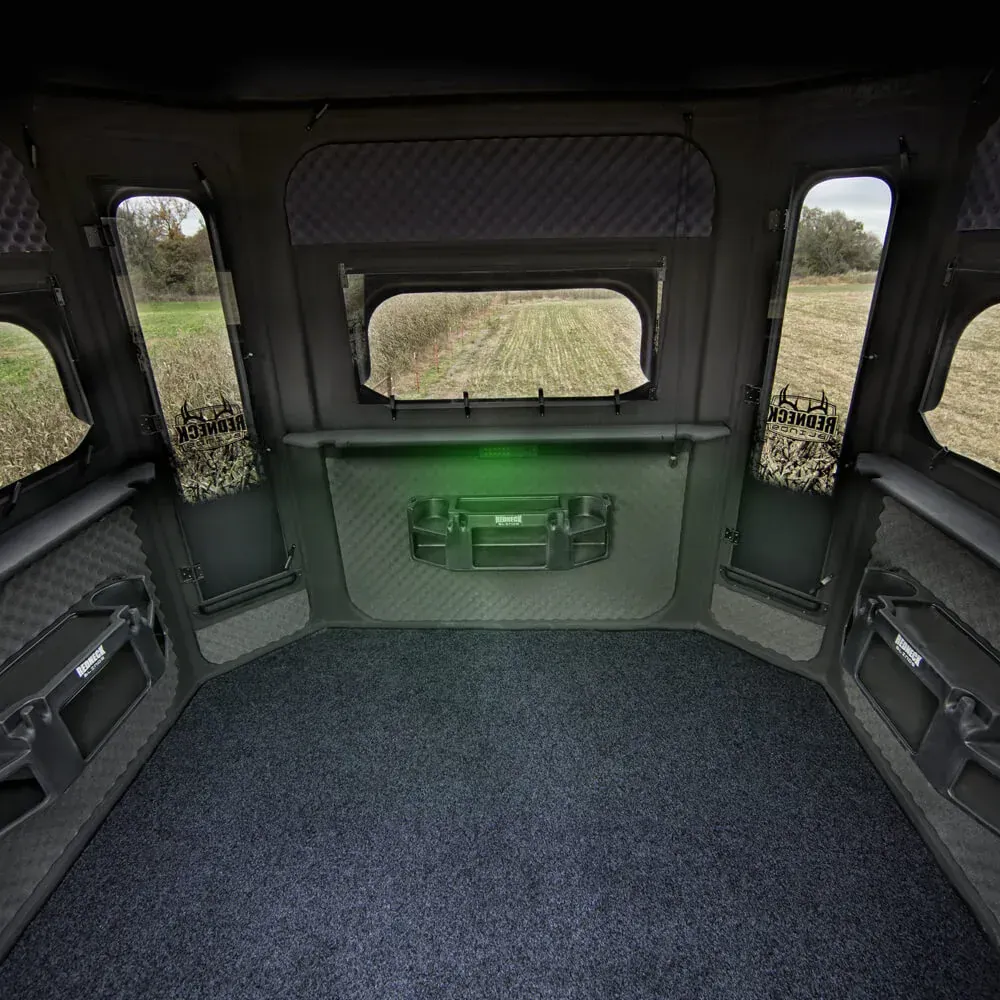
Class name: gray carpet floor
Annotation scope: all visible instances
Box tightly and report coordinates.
[1,629,998,999]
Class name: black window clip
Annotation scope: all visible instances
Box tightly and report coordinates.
[463,391,471,419]
[614,389,621,416]
[389,395,398,422]
[538,388,545,417]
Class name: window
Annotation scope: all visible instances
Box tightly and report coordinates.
[115,196,258,503]
[0,322,89,490]
[924,304,1000,475]
[361,288,647,400]
[756,176,893,495]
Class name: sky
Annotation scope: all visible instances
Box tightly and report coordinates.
[802,176,892,242]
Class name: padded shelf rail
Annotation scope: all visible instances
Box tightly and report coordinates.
[408,494,611,570]
[0,576,167,837]
[844,567,1000,836]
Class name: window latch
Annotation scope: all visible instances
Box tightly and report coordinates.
[743,384,762,405]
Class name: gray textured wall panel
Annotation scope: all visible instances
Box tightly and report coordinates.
[287,135,714,244]
[196,589,311,664]
[0,143,49,253]
[844,676,1000,938]
[871,498,1000,648]
[957,115,1000,231]
[328,453,686,622]
[0,506,178,947]
[709,584,825,662]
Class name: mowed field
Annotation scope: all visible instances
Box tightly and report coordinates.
[2,288,999,491]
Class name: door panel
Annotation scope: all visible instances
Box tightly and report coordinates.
[328,446,686,622]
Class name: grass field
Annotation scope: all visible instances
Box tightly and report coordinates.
[2,288,999,498]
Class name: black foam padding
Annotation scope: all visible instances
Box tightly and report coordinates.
[1,629,997,999]
[286,135,715,245]
[958,115,1000,231]
[0,143,49,253]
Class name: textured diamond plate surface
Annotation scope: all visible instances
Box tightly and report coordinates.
[328,453,686,622]
[0,143,49,253]
[287,135,715,245]
[957,115,1000,231]
[871,498,1000,648]
[0,506,178,948]
[710,584,825,662]
[196,589,311,664]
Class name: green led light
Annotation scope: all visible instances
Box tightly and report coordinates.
[477,445,539,460]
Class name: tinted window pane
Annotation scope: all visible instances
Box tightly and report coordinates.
[925,304,1000,474]
[364,289,645,400]
[0,322,89,488]
[116,196,258,503]
[757,176,892,495]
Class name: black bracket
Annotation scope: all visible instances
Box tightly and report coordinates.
[614,389,621,416]
[1,480,22,519]
[463,390,471,419]
[537,388,545,417]
[179,564,204,584]
[898,135,911,176]
[389,394,397,422]
[724,526,741,545]
[743,385,762,406]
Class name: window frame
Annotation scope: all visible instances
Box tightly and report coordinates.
[346,263,662,407]
[107,189,265,500]
[752,167,897,491]
[917,272,1000,485]
[0,291,96,502]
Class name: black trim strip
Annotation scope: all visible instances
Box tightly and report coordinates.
[284,423,730,449]
[857,453,1000,572]
[0,464,155,585]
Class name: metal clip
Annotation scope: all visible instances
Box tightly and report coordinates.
[537,388,545,416]
[614,389,621,416]
[463,391,471,419]
[389,395,397,421]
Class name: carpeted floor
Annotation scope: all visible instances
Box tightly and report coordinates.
[1,629,998,999]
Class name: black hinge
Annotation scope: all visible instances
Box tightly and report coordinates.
[138,413,166,436]
[179,564,204,584]
[724,527,741,545]
[743,384,762,405]
[83,221,114,249]
[47,275,66,307]
[767,208,789,232]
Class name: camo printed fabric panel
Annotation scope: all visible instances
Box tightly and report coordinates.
[0,143,49,253]
[957,115,1000,231]
[286,135,715,245]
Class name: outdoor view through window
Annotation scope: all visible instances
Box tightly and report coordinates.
[0,323,89,489]
[363,288,646,399]
[757,176,892,495]
[116,196,258,503]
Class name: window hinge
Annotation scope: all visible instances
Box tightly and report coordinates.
[179,564,204,584]
[767,208,789,232]
[138,413,167,437]
[743,384,762,405]
[83,221,115,249]
[724,527,741,545]
[47,275,66,307]
[943,257,957,287]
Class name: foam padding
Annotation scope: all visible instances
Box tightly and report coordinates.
[287,134,715,244]
[957,114,1000,231]
[327,451,686,622]
[0,506,177,954]
[0,143,49,253]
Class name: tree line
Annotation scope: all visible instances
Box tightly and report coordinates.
[117,197,218,300]
[791,206,884,277]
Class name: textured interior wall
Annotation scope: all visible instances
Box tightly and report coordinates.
[709,584,825,662]
[327,452,686,622]
[870,498,1000,647]
[195,589,311,664]
[840,496,1000,942]
[286,134,714,244]
[0,506,178,953]
[0,143,49,253]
